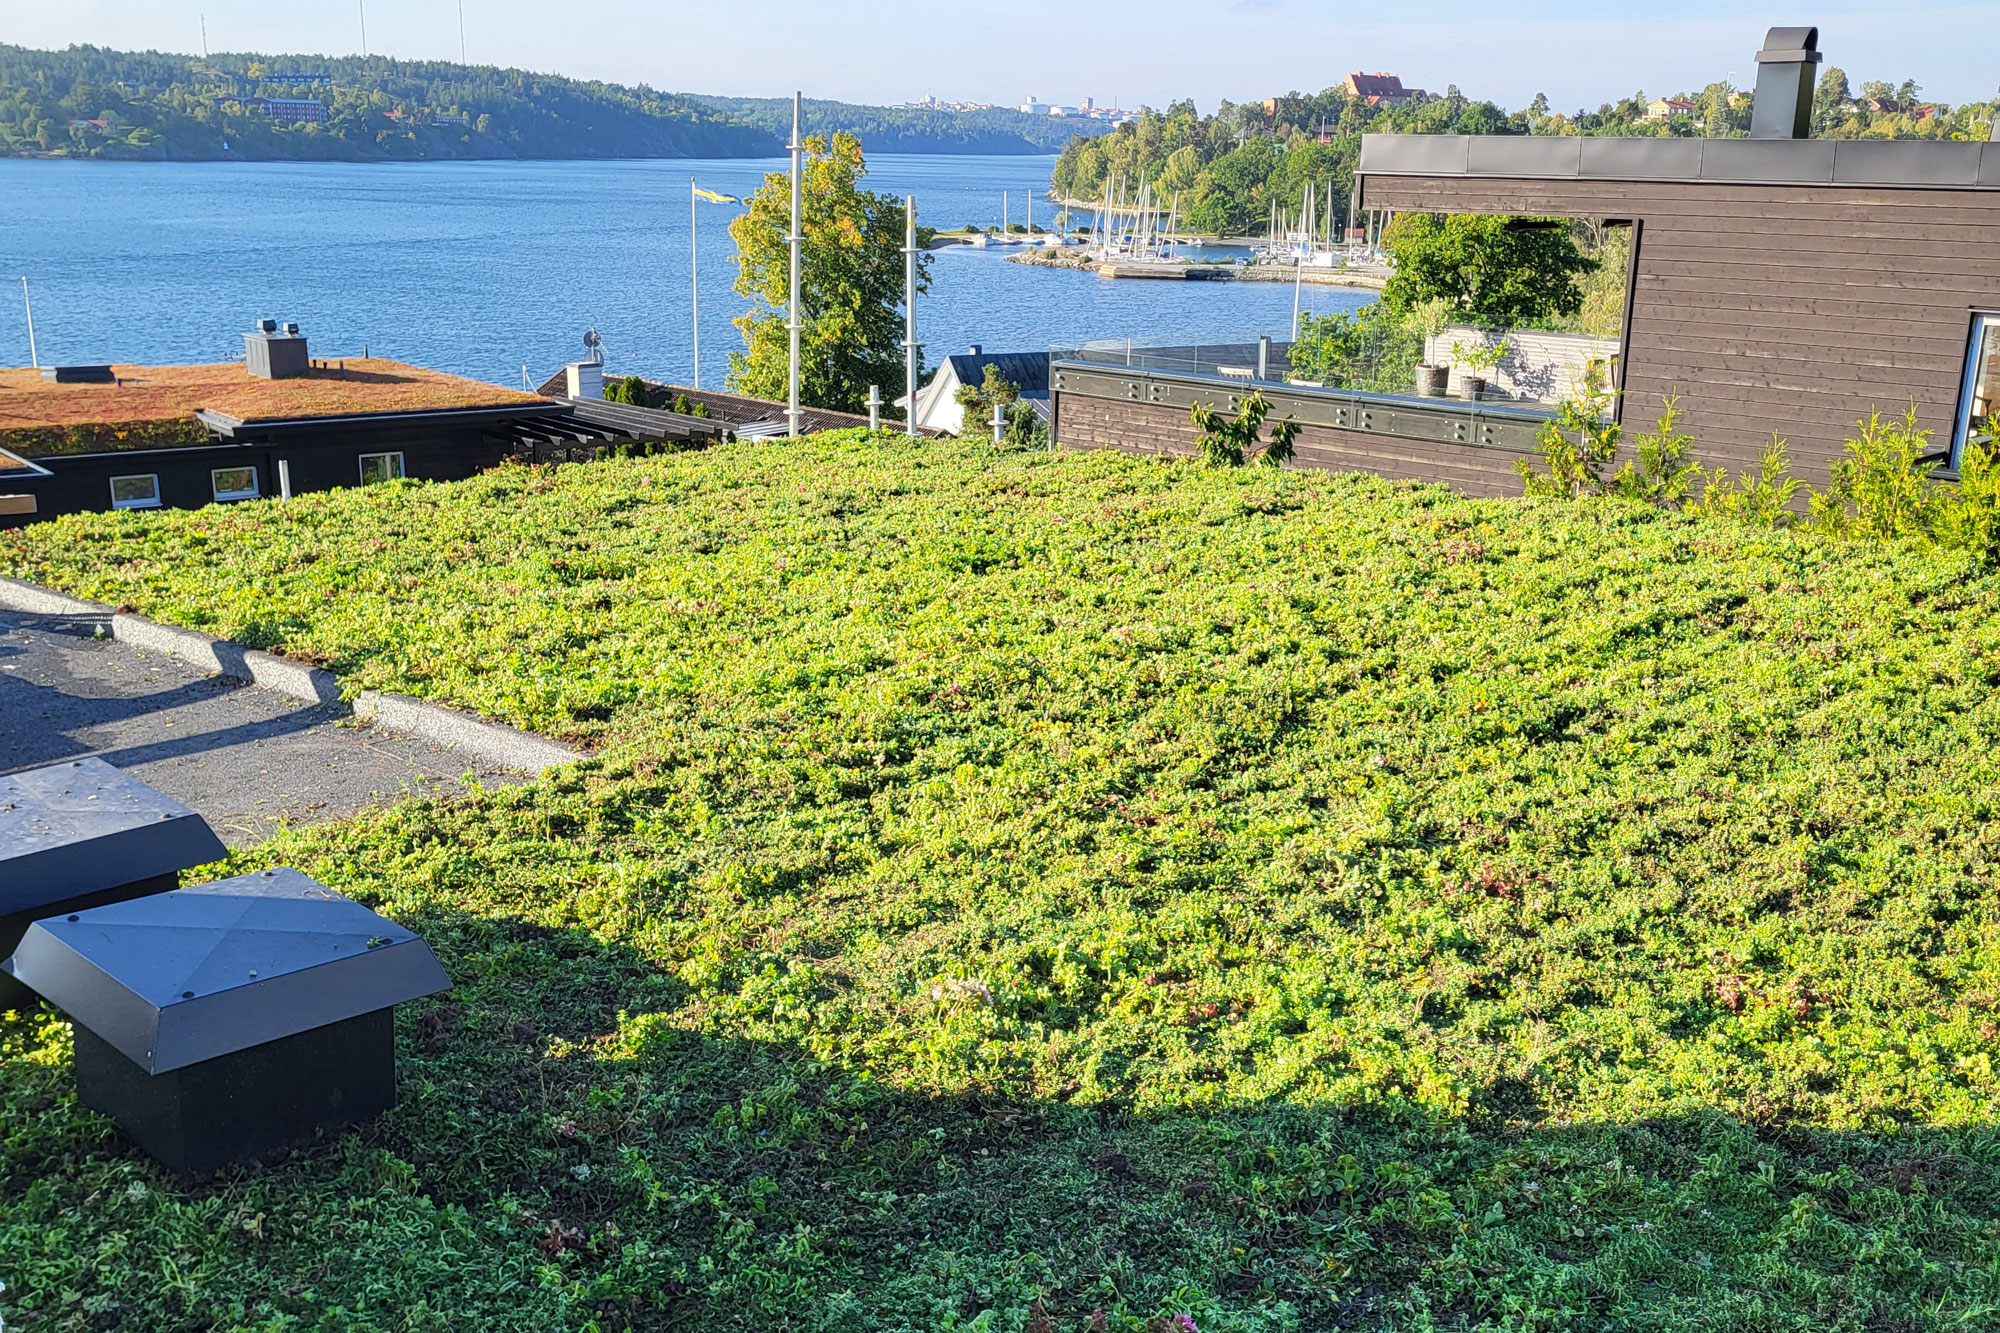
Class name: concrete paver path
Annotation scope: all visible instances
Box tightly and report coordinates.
[0,608,513,847]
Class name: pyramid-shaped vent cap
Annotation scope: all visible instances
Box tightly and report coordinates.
[3,867,450,1073]
[0,758,226,916]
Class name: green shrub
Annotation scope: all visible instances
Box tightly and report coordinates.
[1695,433,1802,528]
[604,374,649,406]
[1515,365,1619,497]
[1286,303,1421,393]
[1934,419,2000,560]
[1188,389,1298,467]
[1810,404,1941,540]
[1612,393,1701,506]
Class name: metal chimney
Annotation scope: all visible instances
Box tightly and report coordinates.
[1748,26,1822,139]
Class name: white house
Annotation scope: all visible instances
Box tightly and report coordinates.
[895,348,1051,435]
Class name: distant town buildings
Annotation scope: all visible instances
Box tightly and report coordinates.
[1340,73,1424,107]
[212,95,328,124]
[1646,97,1699,121]
[883,93,1135,122]
[894,95,997,113]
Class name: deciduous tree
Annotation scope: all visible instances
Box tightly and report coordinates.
[1380,213,1596,327]
[728,132,931,413]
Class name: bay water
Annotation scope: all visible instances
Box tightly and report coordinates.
[0,154,1370,390]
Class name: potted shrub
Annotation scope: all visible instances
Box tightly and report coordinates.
[1449,334,1512,401]
[1406,298,1454,397]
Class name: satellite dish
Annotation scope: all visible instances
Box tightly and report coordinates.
[582,328,605,366]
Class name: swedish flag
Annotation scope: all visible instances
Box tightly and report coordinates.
[692,186,739,205]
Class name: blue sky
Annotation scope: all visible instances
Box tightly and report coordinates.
[4,1,1995,113]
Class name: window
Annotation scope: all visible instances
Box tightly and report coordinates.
[108,474,161,510]
[211,466,259,502]
[358,451,406,485]
[1955,313,2000,467]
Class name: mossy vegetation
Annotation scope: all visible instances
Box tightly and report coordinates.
[4,433,2000,1330]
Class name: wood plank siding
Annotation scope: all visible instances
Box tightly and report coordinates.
[1358,173,2000,485]
[1057,394,1528,497]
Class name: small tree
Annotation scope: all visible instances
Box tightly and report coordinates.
[954,365,1042,447]
[1809,405,1939,540]
[1189,391,1300,468]
[1613,395,1702,506]
[605,375,648,406]
[1515,367,1620,498]
[1696,436,1801,528]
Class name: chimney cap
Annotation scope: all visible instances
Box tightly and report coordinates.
[1755,25,1823,64]
[256,318,277,334]
[968,343,982,355]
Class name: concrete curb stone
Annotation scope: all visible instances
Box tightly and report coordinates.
[0,577,581,775]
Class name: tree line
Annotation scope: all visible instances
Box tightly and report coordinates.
[1052,72,2000,238]
[686,95,1110,156]
[0,45,1109,163]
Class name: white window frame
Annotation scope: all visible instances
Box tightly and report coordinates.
[358,451,406,485]
[108,474,161,510]
[1952,311,2000,469]
[210,465,260,502]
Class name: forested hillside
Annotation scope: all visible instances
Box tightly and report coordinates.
[690,94,1112,155]
[1055,72,2000,236]
[0,45,778,161]
[0,46,1109,162]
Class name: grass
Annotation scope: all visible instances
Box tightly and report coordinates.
[4,432,2000,1330]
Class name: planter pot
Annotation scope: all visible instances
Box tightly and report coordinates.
[1458,375,1488,402]
[1415,365,1450,397]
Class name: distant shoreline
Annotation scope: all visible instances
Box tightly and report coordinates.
[0,147,1066,165]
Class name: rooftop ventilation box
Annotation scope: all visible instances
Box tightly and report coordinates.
[245,319,310,380]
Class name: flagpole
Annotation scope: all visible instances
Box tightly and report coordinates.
[903,195,918,438]
[786,90,802,440]
[690,177,700,390]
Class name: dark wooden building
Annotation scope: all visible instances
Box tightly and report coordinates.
[1,360,724,529]
[1350,132,2000,489]
[1052,28,2000,496]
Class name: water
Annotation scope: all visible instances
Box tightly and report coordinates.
[0,155,1371,388]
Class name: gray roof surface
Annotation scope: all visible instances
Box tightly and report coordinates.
[0,758,226,913]
[5,866,450,1072]
[945,352,1051,395]
[1358,134,2000,192]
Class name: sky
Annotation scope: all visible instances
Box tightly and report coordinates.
[4,1,1996,113]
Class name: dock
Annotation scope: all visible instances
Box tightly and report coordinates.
[1095,263,1233,281]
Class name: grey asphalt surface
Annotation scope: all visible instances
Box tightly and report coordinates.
[0,608,516,847]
